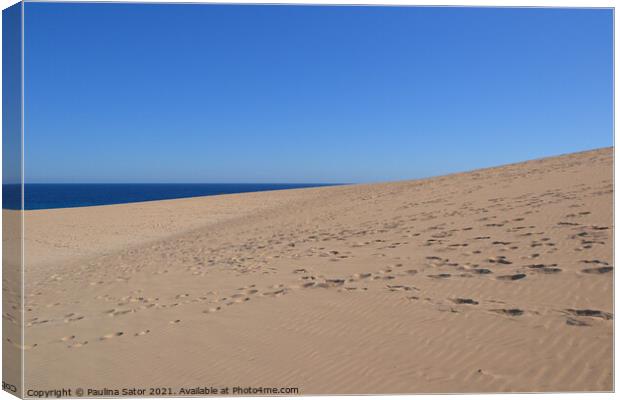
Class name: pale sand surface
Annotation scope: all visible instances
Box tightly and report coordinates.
[9,148,613,394]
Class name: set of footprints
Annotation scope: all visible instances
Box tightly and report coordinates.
[59,327,155,349]
[26,312,86,328]
[52,248,613,350]
[17,176,612,351]
[287,262,614,329]
[57,316,185,349]
[405,294,613,327]
[22,234,613,352]
[422,254,562,281]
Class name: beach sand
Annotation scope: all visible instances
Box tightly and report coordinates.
[7,147,613,394]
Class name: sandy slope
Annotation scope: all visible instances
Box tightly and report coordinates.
[8,148,613,394]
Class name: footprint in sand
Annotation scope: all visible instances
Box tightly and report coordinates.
[262,288,288,297]
[373,275,395,280]
[352,272,372,280]
[564,309,612,320]
[100,332,124,340]
[231,297,250,304]
[134,330,151,336]
[558,221,580,226]
[64,315,85,323]
[452,298,479,305]
[427,273,451,279]
[7,338,38,350]
[107,308,134,317]
[526,264,562,274]
[386,285,417,292]
[496,273,526,281]
[342,286,367,291]
[566,317,590,327]
[580,260,613,274]
[488,256,512,265]
[490,308,524,317]
[582,266,613,274]
[470,268,492,275]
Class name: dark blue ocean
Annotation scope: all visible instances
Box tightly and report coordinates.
[3,183,336,210]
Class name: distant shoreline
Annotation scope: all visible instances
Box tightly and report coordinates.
[2,182,342,210]
[5,145,612,211]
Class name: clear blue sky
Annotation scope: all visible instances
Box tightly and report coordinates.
[24,4,613,184]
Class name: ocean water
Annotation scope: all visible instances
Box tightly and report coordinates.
[2,183,336,210]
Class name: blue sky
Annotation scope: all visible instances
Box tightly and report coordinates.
[24,4,613,183]
[3,3,22,185]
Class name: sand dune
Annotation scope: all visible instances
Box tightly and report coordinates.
[7,147,613,394]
